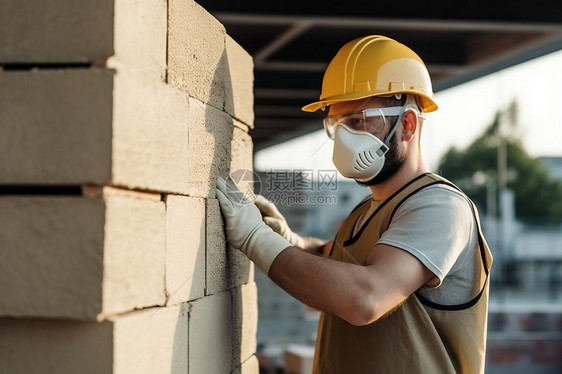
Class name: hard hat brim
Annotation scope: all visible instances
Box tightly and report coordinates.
[302,91,438,113]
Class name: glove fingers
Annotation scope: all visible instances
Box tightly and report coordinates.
[216,176,229,196]
[215,186,234,216]
[226,178,254,205]
[217,176,251,205]
[263,216,285,235]
[254,195,274,214]
[254,194,283,219]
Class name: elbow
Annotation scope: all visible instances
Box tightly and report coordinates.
[342,292,380,327]
[347,303,378,327]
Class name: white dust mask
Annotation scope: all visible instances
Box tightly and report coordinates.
[333,125,389,182]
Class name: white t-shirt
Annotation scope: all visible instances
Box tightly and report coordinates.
[358,184,481,305]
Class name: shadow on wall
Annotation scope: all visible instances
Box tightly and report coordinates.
[168,39,253,372]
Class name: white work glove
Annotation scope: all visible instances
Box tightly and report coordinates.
[254,195,305,248]
[216,177,291,275]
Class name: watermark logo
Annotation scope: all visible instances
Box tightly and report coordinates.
[225,169,261,205]
[265,169,338,192]
[266,192,338,206]
[229,169,339,207]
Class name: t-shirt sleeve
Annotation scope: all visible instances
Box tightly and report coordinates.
[376,185,475,288]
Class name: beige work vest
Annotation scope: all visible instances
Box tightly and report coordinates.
[313,173,493,374]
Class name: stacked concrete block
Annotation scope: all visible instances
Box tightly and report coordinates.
[206,198,255,296]
[0,304,189,373]
[165,195,206,305]
[0,67,191,192]
[0,1,257,373]
[0,0,115,63]
[231,283,259,368]
[0,188,166,320]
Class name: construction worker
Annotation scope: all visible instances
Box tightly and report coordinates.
[216,35,492,373]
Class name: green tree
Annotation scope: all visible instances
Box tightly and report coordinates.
[437,101,562,219]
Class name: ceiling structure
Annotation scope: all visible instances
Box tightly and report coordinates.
[199,1,562,151]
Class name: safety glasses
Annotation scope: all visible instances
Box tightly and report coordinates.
[323,106,404,139]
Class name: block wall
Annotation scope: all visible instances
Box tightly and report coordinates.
[0,1,258,373]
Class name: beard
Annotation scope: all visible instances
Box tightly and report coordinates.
[357,133,407,186]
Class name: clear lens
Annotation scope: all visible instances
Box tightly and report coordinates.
[323,106,403,139]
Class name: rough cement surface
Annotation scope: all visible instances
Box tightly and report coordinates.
[168,0,228,111]
[102,193,166,317]
[0,69,114,185]
[112,69,190,194]
[0,304,188,374]
[112,304,189,374]
[186,97,233,198]
[225,35,255,127]
[108,0,168,79]
[165,195,206,305]
[0,197,105,319]
[188,291,232,374]
[232,282,259,366]
[206,198,254,296]
[0,0,114,62]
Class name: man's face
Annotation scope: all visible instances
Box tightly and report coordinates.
[328,97,408,186]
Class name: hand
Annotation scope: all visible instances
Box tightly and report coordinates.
[254,195,305,248]
[216,177,291,275]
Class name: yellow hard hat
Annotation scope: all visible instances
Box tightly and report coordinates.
[302,35,438,113]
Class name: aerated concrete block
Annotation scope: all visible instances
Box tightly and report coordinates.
[168,0,228,111]
[188,291,232,374]
[112,69,190,193]
[165,195,206,305]
[231,124,254,176]
[225,35,255,127]
[112,304,188,374]
[231,282,258,366]
[0,68,190,193]
[205,198,254,296]
[0,69,113,185]
[168,1,255,124]
[205,197,228,295]
[0,318,113,374]
[0,0,167,78]
[180,98,254,200]
[0,189,166,320]
[102,192,166,316]
[0,304,188,374]
[108,0,168,79]
[0,0,113,63]
[0,197,106,319]
[186,97,233,198]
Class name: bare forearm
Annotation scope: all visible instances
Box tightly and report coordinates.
[268,246,376,325]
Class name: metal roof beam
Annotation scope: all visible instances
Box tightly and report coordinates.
[255,88,319,99]
[254,21,312,66]
[255,105,314,116]
[256,61,328,72]
[256,61,469,74]
[215,13,562,33]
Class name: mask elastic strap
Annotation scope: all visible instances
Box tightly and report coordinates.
[382,95,420,146]
[383,107,406,145]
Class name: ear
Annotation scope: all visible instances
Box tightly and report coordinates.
[401,110,418,142]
